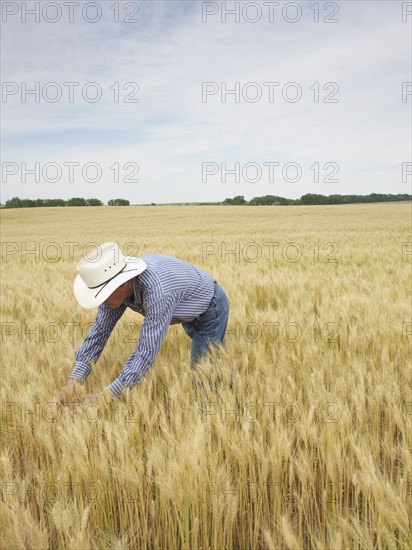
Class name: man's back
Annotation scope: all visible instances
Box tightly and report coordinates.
[125,254,216,324]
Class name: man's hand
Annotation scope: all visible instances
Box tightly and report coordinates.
[62,388,113,418]
[56,378,84,405]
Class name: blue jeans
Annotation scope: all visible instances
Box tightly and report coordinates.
[182,281,229,369]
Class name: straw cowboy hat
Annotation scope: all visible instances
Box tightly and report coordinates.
[73,242,147,309]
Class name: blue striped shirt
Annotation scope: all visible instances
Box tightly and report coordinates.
[69,254,216,399]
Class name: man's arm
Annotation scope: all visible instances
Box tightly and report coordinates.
[69,302,127,384]
[106,291,179,399]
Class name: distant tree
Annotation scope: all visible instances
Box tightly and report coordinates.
[22,199,36,207]
[85,198,103,206]
[223,195,247,205]
[4,197,23,208]
[108,199,130,206]
[249,195,294,205]
[300,193,327,205]
[50,199,67,206]
[67,197,86,206]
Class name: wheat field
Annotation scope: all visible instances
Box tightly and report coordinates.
[0,203,411,549]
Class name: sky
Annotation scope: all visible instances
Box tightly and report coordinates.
[1,0,411,204]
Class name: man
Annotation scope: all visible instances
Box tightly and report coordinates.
[57,242,229,405]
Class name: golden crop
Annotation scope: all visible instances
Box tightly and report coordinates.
[1,203,411,549]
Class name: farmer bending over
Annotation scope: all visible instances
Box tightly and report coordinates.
[57,242,229,405]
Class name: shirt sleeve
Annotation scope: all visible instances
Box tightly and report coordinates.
[69,303,126,384]
[106,291,179,399]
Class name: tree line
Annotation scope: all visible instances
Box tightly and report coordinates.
[222,193,412,205]
[2,193,411,208]
[1,197,130,208]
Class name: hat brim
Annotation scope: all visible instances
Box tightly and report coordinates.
[73,256,147,309]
